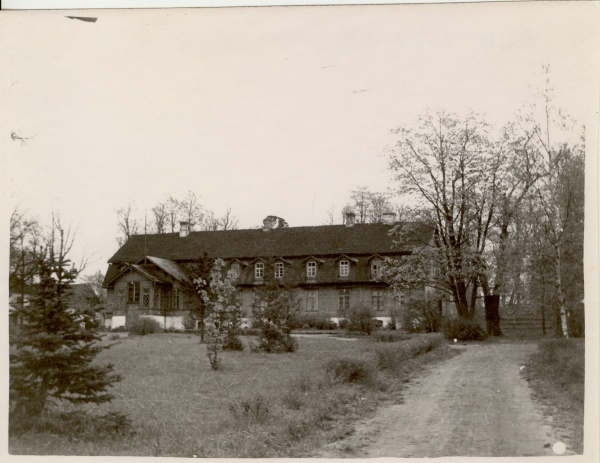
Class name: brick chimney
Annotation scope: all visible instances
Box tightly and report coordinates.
[179,221,194,238]
[344,211,356,227]
[382,211,397,224]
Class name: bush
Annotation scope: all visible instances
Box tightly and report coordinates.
[346,308,375,335]
[372,331,411,343]
[235,327,261,336]
[374,333,445,371]
[325,357,377,384]
[443,317,487,341]
[223,335,244,351]
[294,316,338,330]
[129,318,162,336]
[255,323,298,353]
[229,394,270,424]
[182,312,197,330]
[402,300,442,333]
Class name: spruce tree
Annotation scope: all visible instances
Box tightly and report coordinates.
[10,233,121,418]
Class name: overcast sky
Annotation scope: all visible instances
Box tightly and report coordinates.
[1,2,598,279]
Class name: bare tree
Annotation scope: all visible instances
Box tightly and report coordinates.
[115,202,140,246]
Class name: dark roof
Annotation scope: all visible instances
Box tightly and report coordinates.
[107,222,434,264]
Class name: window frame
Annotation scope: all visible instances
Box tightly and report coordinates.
[372,289,384,311]
[306,290,319,312]
[274,262,284,279]
[127,281,140,303]
[306,261,317,278]
[339,259,350,277]
[230,262,241,280]
[142,286,151,308]
[338,289,350,311]
[255,262,264,279]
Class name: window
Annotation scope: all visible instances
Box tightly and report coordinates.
[171,287,180,310]
[275,262,284,279]
[128,281,140,303]
[395,292,406,309]
[230,262,241,279]
[142,287,151,308]
[255,262,264,279]
[339,289,350,311]
[117,288,125,308]
[153,288,162,309]
[306,290,318,312]
[339,260,350,277]
[371,259,382,279]
[306,261,317,278]
[372,290,384,311]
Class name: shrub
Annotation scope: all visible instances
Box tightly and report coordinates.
[229,394,270,424]
[129,317,162,336]
[235,327,261,336]
[443,317,487,341]
[223,335,244,351]
[182,312,197,330]
[325,357,377,384]
[372,331,411,343]
[346,307,375,335]
[401,300,442,333]
[255,323,298,353]
[374,333,445,371]
[294,316,338,330]
[338,318,349,330]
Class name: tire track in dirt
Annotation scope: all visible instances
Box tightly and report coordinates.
[316,342,565,458]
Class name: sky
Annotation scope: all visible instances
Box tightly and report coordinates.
[1,2,598,280]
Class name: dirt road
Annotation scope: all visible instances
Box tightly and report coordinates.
[316,342,565,458]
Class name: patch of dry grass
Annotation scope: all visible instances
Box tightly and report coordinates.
[10,332,453,457]
[523,338,585,454]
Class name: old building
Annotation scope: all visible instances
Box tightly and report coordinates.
[102,213,435,329]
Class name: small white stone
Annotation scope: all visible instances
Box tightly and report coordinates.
[553,442,566,454]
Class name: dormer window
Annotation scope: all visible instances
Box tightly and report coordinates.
[230,262,241,280]
[371,263,381,279]
[306,261,317,278]
[369,256,383,280]
[255,262,264,279]
[339,260,350,277]
[275,262,284,279]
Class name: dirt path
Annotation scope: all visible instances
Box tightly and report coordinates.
[316,342,565,458]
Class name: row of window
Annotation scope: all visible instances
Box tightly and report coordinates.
[231,259,382,281]
[304,289,406,312]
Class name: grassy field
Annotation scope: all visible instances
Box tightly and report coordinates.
[523,337,585,454]
[10,331,453,457]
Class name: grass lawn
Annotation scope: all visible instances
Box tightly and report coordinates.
[10,331,454,457]
[523,337,585,454]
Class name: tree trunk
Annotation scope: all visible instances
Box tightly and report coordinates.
[554,247,569,338]
[484,294,502,336]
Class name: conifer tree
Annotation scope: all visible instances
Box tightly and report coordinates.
[10,220,122,418]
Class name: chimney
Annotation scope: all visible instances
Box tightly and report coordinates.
[382,211,397,224]
[263,216,277,232]
[344,211,356,227]
[179,221,194,238]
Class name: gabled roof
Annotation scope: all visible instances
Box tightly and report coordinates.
[145,256,190,284]
[107,222,434,264]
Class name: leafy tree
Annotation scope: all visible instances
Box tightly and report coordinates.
[188,252,214,342]
[252,260,301,351]
[198,259,244,369]
[387,110,492,319]
[10,218,122,418]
